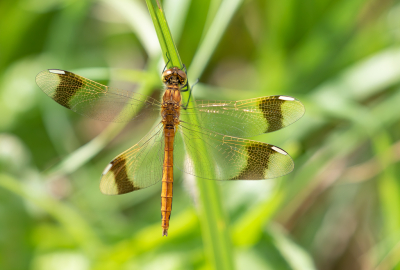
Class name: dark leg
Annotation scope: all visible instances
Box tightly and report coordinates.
[182,79,199,110]
[181,64,187,74]
[162,52,171,73]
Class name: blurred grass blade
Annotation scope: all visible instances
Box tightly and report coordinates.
[101,0,160,57]
[201,0,223,37]
[93,208,199,269]
[0,173,102,255]
[164,0,192,43]
[40,0,91,156]
[188,0,243,80]
[145,0,182,68]
[45,0,91,63]
[373,132,400,235]
[269,225,317,270]
[232,187,284,247]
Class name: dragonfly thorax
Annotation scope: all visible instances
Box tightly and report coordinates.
[161,89,181,128]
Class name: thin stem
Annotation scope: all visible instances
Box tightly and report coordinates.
[145,1,235,269]
[145,0,182,68]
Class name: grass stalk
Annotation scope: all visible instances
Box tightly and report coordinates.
[145,1,234,269]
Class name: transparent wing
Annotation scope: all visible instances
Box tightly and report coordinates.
[181,95,304,138]
[100,123,164,194]
[174,121,294,180]
[36,69,161,122]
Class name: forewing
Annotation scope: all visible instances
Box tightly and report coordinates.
[100,124,164,194]
[36,69,161,122]
[174,122,294,180]
[181,96,304,137]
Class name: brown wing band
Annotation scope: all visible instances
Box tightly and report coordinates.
[110,158,140,194]
[231,143,272,180]
[259,97,284,133]
[53,71,84,109]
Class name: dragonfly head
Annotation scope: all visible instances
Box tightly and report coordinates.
[162,67,187,86]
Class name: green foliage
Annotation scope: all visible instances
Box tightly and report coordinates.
[1,0,400,269]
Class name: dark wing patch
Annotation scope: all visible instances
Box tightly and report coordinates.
[232,143,272,180]
[50,70,84,109]
[103,158,140,194]
[258,97,284,132]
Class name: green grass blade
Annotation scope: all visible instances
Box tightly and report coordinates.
[188,0,243,80]
[145,0,182,68]
[145,1,235,269]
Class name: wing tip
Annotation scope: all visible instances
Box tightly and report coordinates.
[99,162,116,195]
[271,146,288,155]
[99,160,141,195]
[102,163,113,175]
[278,95,295,101]
[48,69,66,75]
[35,69,67,86]
[99,177,114,195]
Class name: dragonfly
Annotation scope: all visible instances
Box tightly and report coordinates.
[36,67,305,236]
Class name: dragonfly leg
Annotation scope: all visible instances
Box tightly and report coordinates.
[179,65,198,110]
[162,52,171,73]
[181,63,187,74]
[181,78,199,110]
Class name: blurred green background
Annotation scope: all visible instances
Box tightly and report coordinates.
[1,0,400,269]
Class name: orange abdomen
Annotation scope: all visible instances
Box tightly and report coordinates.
[161,128,175,236]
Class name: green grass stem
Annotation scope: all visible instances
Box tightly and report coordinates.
[145,1,235,269]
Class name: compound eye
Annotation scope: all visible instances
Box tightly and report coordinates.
[177,69,187,83]
[162,69,173,82]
